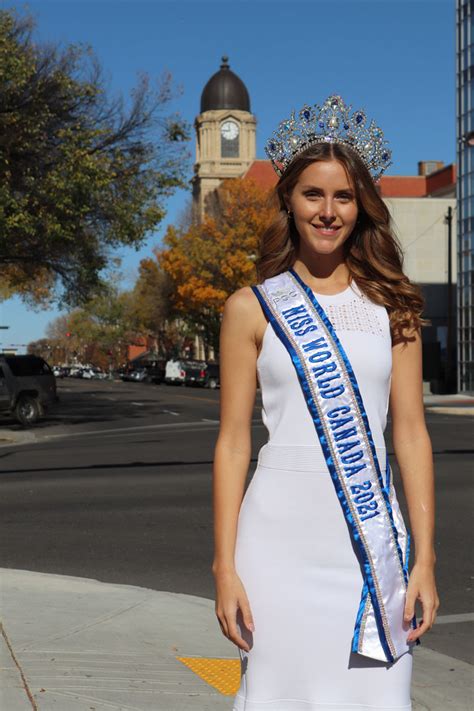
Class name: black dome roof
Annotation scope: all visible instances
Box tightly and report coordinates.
[200,56,250,113]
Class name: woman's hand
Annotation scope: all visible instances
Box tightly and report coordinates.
[213,567,255,652]
[404,561,440,643]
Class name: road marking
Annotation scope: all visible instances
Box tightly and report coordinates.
[131,402,145,406]
[4,421,266,446]
[202,418,219,423]
[43,421,219,438]
[13,420,265,449]
[161,409,180,416]
[167,392,221,405]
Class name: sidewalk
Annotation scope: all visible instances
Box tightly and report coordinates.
[422,392,474,416]
[1,569,472,710]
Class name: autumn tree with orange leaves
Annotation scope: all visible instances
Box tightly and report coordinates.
[156,177,277,357]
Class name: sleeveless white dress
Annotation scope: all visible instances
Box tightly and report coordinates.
[232,278,413,711]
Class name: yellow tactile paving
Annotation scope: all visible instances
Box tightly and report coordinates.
[176,656,241,695]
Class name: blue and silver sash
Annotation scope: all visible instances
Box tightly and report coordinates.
[251,267,419,663]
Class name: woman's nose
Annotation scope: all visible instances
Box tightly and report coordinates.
[318,201,336,219]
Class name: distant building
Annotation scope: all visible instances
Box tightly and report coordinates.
[192,55,256,221]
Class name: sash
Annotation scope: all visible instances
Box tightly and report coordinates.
[251,267,419,663]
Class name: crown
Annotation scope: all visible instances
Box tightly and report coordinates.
[264,94,392,183]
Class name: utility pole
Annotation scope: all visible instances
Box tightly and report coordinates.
[445,206,454,392]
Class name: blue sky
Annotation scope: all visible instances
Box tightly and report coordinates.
[0,0,455,352]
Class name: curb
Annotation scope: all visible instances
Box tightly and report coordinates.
[425,407,474,416]
[0,429,36,445]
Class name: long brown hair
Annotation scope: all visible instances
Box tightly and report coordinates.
[255,142,430,344]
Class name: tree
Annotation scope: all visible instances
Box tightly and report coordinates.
[157,177,277,356]
[27,337,65,363]
[40,277,141,368]
[0,8,192,308]
[126,258,192,359]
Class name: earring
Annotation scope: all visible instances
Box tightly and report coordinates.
[287,209,292,219]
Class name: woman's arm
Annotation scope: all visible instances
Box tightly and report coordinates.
[389,325,440,642]
[212,287,260,573]
[212,287,260,650]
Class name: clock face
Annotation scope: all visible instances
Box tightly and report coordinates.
[221,120,239,140]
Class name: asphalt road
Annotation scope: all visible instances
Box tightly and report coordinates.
[0,378,472,664]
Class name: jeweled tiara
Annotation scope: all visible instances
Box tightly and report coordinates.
[264,94,392,183]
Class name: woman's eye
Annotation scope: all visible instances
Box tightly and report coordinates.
[303,192,352,200]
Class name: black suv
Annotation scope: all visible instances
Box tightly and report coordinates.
[0,355,58,426]
[203,363,220,389]
[184,361,220,389]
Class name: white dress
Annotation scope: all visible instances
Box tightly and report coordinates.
[232,278,413,711]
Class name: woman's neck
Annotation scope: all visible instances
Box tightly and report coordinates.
[291,257,350,288]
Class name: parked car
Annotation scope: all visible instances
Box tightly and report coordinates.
[203,362,220,389]
[182,360,207,386]
[0,355,58,426]
[143,360,166,384]
[121,358,166,385]
[113,366,127,379]
[142,361,166,384]
[121,368,148,382]
[184,361,220,388]
[81,367,107,380]
[164,359,187,385]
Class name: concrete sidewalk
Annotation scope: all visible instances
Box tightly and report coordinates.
[1,569,472,710]
[422,392,474,416]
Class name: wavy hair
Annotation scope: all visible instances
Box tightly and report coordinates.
[255,142,430,344]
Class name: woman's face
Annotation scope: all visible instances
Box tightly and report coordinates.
[286,159,359,257]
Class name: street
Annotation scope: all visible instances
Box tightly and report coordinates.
[0,378,472,666]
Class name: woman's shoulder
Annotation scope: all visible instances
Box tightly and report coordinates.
[225,284,258,307]
[223,285,264,325]
[221,286,267,352]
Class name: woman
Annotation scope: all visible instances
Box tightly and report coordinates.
[212,94,439,710]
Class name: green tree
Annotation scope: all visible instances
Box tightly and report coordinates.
[0,8,192,307]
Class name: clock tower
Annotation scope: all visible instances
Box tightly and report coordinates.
[192,56,257,220]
